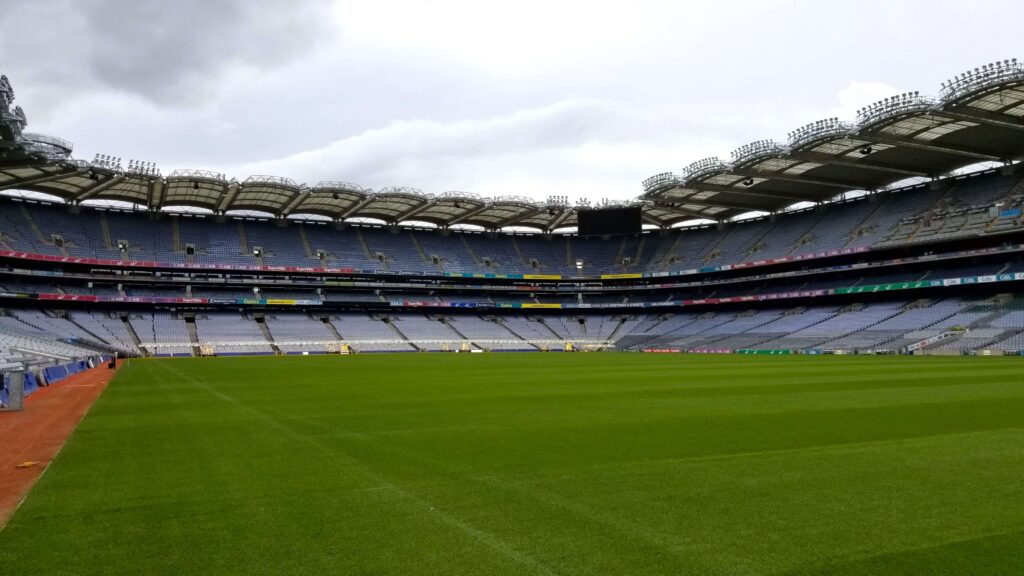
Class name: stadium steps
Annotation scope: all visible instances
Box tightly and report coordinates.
[237,222,250,255]
[409,231,432,265]
[700,313,790,348]
[906,185,959,242]
[460,235,484,270]
[441,318,479,350]
[985,327,1024,349]
[171,217,182,251]
[613,237,628,271]
[842,196,891,247]
[746,217,789,259]
[625,314,710,350]
[970,306,1012,328]
[753,310,842,349]
[384,317,420,351]
[185,318,201,357]
[994,171,1024,208]
[564,237,573,269]
[700,226,736,265]
[510,237,531,271]
[321,317,343,341]
[918,330,965,351]
[19,204,50,245]
[70,314,131,352]
[867,304,965,350]
[121,316,144,355]
[657,233,684,271]
[99,213,114,250]
[536,318,564,341]
[605,316,629,344]
[7,311,44,332]
[496,319,541,350]
[816,309,907,348]
[356,229,375,260]
[668,314,751,349]
[297,225,314,259]
[62,336,120,356]
[630,235,646,271]
[978,328,1023,349]
[255,317,282,355]
[784,210,830,256]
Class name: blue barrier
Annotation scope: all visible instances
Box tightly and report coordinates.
[24,372,38,396]
[43,364,66,384]
[1,375,8,406]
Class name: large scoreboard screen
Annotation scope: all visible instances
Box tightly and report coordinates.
[577,207,642,236]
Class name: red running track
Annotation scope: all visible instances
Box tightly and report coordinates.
[0,362,117,526]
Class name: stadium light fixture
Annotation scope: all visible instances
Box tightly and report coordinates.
[940,59,1023,102]
[641,172,683,194]
[730,140,785,166]
[787,118,851,148]
[855,92,933,127]
[681,157,727,183]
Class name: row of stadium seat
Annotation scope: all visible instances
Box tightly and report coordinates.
[3,296,1024,365]
[3,168,1021,276]
[1,255,1015,309]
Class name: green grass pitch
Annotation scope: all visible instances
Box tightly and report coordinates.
[4,354,1024,575]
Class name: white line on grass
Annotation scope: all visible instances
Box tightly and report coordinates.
[153,361,559,576]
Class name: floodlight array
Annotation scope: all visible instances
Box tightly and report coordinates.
[244,175,298,187]
[641,172,682,193]
[941,59,1024,102]
[494,195,537,206]
[314,181,366,193]
[856,92,934,126]
[168,169,227,181]
[125,159,160,177]
[439,191,480,200]
[0,75,13,103]
[377,186,426,197]
[681,157,727,182]
[730,140,785,165]
[546,195,571,208]
[787,118,851,148]
[92,154,122,170]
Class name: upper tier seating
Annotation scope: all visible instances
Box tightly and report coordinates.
[3,168,1022,276]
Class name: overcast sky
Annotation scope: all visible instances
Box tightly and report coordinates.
[1,0,1021,202]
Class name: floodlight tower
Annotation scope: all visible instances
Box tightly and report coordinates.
[0,71,74,164]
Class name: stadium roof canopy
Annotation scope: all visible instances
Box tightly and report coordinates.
[1,59,1023,231]
[641,59,1024,225]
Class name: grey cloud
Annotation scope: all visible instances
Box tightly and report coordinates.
[1,0,332,106]
[3,0,1023,201]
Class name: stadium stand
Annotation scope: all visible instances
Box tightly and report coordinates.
[3,60,1024,370]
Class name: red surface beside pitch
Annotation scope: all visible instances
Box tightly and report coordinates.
[0,363,116,526]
